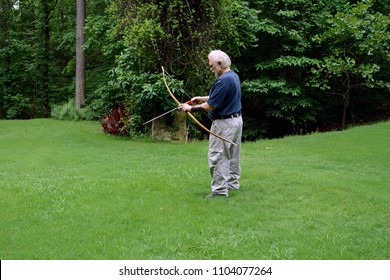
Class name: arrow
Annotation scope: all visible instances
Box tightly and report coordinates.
[142,101,191,126]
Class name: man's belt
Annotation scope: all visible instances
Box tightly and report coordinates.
[213,112,242,120]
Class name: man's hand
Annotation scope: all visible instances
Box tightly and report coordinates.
[191,96,208,104]
[179,102,192,112]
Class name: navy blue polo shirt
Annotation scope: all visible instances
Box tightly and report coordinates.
[207,70,242,120]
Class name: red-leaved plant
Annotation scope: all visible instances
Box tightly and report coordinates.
[101,106,129,136]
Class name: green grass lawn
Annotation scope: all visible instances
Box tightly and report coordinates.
[0,119,389,260]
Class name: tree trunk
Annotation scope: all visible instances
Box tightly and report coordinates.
[341,89,350,130]
[75,0,86,109]
[42,0,51,117]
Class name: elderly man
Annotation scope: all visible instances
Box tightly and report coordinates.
[179,50,243,198]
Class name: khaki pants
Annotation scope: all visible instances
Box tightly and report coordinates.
[208,116,243,196]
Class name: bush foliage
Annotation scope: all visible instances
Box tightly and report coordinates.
[51,99,94,121]
[101,105,130,136]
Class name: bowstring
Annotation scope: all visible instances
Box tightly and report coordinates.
[162,70,193,102]
[163,68,212,121]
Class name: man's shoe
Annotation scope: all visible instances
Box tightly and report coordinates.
[203,192,228,199]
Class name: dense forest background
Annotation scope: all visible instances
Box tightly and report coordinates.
[1,0,389,140]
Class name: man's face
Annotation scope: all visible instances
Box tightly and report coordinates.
[208,57,222,77]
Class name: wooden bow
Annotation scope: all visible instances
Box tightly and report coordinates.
[161,66,237,146]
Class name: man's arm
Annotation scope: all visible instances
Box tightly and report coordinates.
[191,96,209,104]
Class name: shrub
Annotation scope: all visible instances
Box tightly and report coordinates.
[101,105,130,136]
[51,99,95,121]
[4,93,32,119]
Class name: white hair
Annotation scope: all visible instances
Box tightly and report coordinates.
[208,50,231,69]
